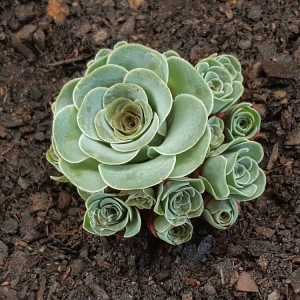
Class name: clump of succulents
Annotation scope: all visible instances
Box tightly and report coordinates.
[47,42,266,245]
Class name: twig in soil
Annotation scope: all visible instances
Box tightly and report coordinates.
[47,55,92,67]
[1,143,16,156]
[219,267,225,285]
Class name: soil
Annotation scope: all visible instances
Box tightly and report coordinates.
[1,0,300,299]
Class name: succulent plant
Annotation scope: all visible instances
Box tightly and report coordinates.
[83,192,141,237]
[201,138,266,201]
[120,188,156,210]
[203,197,239,230]
[48,41,212,194]
[154,177,204,226]
[47,41,266,245]
[196,54,244,113]
[207,116,225,156]
[223,102,261,141]
[154,215,193,245]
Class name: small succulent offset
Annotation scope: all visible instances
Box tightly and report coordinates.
[47,41,266,245]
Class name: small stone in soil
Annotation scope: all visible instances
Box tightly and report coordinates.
[91,29,110,45]
[285,127,300,146]
[291,268,300,293]
[119,16,136,36]
[268,290,280,300]
[236,271,259,292]
[0,240,8,261]
[15,3,35,22]
[197,235,213,259]
[16,25,37,41]
[204,283,216,295]
[30,192,49,212]
[2,218,19,234]
[255,226,276,238]
[33,29,46,51]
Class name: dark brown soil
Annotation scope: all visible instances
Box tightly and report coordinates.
[1,0,300,299]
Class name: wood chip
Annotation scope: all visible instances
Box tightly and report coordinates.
[183,278,199,286]
[267,143,279,170]
[128,0,145,10]
[10,34,36,60]
[255,226,276,238]
[47,0,70,25]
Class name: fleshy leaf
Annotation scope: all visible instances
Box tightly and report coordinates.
[148,94,207,156]
[53,105,88,163]
[103,83,148,108]
[124,207,141,237]
[167,56,213,114]
[85,56,108,75]
[73,65,128,109]
[79,134,139,165]
[169,125,211,178]
[77,87,107,140]
[55,78,81,115]
[201,156,230,199]
[99,154,176,190]
[59,158,107,193]
[111,113,159,152]
[124,68,172,126]
[107,43,169,83]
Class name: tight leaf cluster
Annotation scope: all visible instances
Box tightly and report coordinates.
[47,42,266,245]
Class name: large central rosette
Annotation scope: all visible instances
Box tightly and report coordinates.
[48,42,213,193]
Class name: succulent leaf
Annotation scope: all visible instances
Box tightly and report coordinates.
[201,139,266,201]
[148,94,208,156]
[223,102,261,141]
[203,198,239,229]
[99,154,176,190]
[83,192,141,237]
[169,125,211,178]
[154,216,193,245]
[123,187,156,209]
[53,105,88,163]
[154,177,204,225]
[59,158,107,193]
[207,116,225,157]
[196,54,244,113]
[167,56,213,114]
[107,43,169,82]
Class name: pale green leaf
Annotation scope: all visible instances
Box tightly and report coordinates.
[53,105,88,163]
[148,94,207,156]
[167,56,213,114]
[77,87,107,140]
[124,68,172,126]
[169,125,211,178]
[99,154,176,190]
[73,65,128,109]
[55,78,81,115]
[107,43,169,82]
[79,134,139,164]
[59,158,107,193]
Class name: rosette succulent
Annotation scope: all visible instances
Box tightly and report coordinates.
[47,41,266,246]
[153,216,193,245]
[196,54,244,113]
[120,188,156,209]
[154,177,204,225]
[201,138,266,201]
[48,41,212,194]
[203,197,239,230]
[223,103,261,141]
[83,192,141,237]
[207,116,225,156]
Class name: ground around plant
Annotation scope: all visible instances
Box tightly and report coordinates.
[1,0,300,299]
